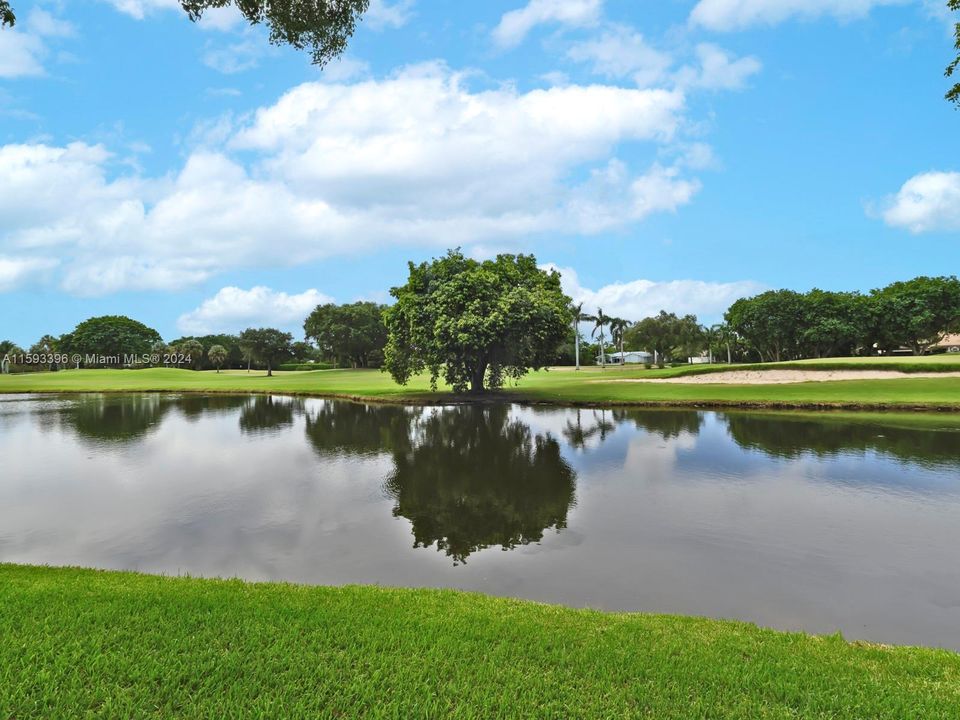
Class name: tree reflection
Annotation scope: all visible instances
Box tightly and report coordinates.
[50,394,174,445]
[304,401,418,458]
[178,395,249,420]
[723,412,960,469]
[562,408,616,449]
[612,410,704,440]
[238,396,302,435]
[383,405,576,565]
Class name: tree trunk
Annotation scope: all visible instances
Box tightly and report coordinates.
[469,362,488,394]
[726,343,731,364]
[267,360,273,377]
[574,322,580,371]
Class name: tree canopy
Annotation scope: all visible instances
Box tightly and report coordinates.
[59,316,162,366]
[238,327,293,377]
[304,301,387,368]
[1,1,368,66]
[208,344,228,372]
[725,277,960,360]
[383,250,572,394]
[871,276,960,354]
[625,311,702,364]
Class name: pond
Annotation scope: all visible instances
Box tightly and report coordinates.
[2,393,959,650]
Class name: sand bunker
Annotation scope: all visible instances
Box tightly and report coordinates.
[613,370,960,385]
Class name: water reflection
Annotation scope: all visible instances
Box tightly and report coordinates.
[614,409,704,439]
[43,394,174,445]
[384,405,575,564]
[3,393,960,650]
[239,396,302,435]
[305,401,417,458]
[723,412,960,470]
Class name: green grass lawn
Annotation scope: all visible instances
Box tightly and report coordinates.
[2,565,958,719]
[1,360,960,409]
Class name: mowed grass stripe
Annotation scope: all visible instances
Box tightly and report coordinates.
[2,365,960,409]
[2,565,959,719]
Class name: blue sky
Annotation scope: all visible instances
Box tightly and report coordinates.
[1,0,958,345]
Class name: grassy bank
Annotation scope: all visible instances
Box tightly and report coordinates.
[2,362,960,409]
[2,565,958,719]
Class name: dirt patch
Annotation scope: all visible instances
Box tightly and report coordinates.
[610,370,960,385]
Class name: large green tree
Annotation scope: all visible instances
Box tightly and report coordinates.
[725,291,806,362]
[870,276,960,355]
[238,327,293,377]
[59,316,162,366]
[0,1,368,66]
[178,339,205,370]
[304,301,387,368]
[384,250,572,394]
[626,311,703,364]
[799,290,869,359]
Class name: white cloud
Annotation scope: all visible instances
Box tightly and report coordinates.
[546,265,766,323]
[196,5,246,32]
[27,9,76,38]
[0,30,45,78]
[675,44,762,90]
[102,0,180,20]
[0,255,57,292]
[0,9,75,79]
[566,24,673,87]
[493,0,603,48]
[320,56,371,82]
[365,0,415,30]
[202,37,267,74]
[177,286,334,335]
[880,171,960,233]
[0,65,700,295]
[690,0,909,31]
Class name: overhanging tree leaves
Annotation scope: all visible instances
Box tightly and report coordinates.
[181,0,369,65]
[1,1,368,66]
[383,250,572,394]
[948,0,960,106]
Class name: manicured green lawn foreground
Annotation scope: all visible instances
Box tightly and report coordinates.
[2,364,960,409]
[1,566,958,720]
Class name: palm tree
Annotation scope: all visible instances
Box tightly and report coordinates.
[608,318,630,365]
[571,302,591,371]
[588,308,608,368]
[208,344,228,373]
[712,323,735,364]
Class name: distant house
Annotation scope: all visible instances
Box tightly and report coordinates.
[935,334,960,353]
[601,351,653,365]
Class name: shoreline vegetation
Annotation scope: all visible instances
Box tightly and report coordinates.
[2,358,960,411]
[2,564,958,718]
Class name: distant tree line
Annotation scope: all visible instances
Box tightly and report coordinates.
[4,268,959,380]
[725,276,960,361]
